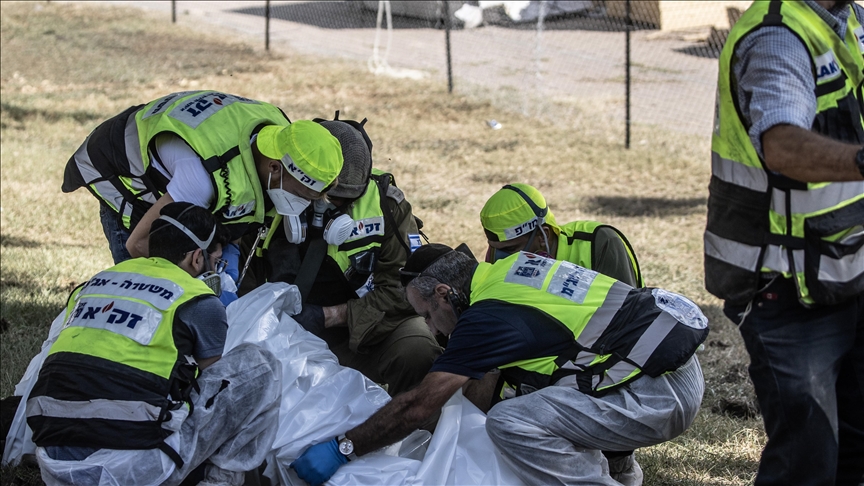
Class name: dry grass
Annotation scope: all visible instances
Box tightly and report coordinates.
[0,2,763,484]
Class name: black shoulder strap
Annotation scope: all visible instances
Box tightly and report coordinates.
[294,238,328,303]
[763,0,783,26]
[373,173,412,259]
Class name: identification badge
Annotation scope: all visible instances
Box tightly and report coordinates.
[504,252,555,289]
[547,261,597,304]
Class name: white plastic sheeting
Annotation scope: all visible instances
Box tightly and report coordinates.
[225,283,522,485]
[5,282,521,485]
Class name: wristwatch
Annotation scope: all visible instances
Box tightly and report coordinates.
[337,434,357,461]
[855,146,864,178]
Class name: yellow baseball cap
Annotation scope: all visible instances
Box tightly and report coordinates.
[256,120,344,192]
[480,183,559,241]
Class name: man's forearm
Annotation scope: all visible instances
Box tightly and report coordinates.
[346,386,432,456]
[762,124,863,182]
[346,372,467,456]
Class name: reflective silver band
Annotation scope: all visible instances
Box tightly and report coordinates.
[772,181,864,217]
[72,132,102,184]
[27,395,162,423]
[597,360,638,391]
[626,312,678,368]
[819,250,864,283]
[125,113,146,175]
[704,230,761,271]
[576,281,630,349]
[712,152,767,192]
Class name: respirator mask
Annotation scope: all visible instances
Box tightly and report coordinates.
[197,257,228,297]
[310,199,356,246]
[267,168,312,244]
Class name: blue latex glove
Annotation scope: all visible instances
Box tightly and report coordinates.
[222,243,241,282]
[217,243,241,306]
[219,290,238,306]
[291,438,348,486]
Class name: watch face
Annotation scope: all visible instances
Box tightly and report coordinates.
[339,438,354,456]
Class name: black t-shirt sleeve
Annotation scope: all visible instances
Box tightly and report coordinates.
[429,301,574,379]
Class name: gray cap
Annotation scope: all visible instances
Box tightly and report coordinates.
[319,120,372,199]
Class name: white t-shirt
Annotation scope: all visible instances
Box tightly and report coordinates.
[150,133,215,208]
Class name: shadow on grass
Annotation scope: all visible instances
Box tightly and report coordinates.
[0,235,40,249]
[0,269,74,333]
[0,102,105,126]
[584,195,706,217]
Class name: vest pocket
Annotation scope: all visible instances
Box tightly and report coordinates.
[803,199,864,305]
[705,176,771,304]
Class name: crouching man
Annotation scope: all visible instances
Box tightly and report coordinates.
[26,202,282,486]
[292,244,706,485]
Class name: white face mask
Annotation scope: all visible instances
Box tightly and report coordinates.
[267,169,311,217]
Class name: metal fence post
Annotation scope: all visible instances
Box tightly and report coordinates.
[625,0,631,149]
[265,0,271,51]
[171,0,176,23]
[443,1,453,93]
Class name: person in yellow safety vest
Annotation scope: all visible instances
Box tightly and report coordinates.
[290,244,706,486]
[707,1,864,484]
[61,90,344,306]
[480,182,645,483]
[480,183,643,288]
[25,202,282,486]
[254,115,442,397]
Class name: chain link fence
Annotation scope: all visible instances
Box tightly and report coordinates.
[165,1,750,144]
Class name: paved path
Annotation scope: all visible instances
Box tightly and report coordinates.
[96,1,718,136]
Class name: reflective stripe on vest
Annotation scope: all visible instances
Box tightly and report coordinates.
[471,252,708,396]
[707,0,864,306]
[27,395,164,423]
